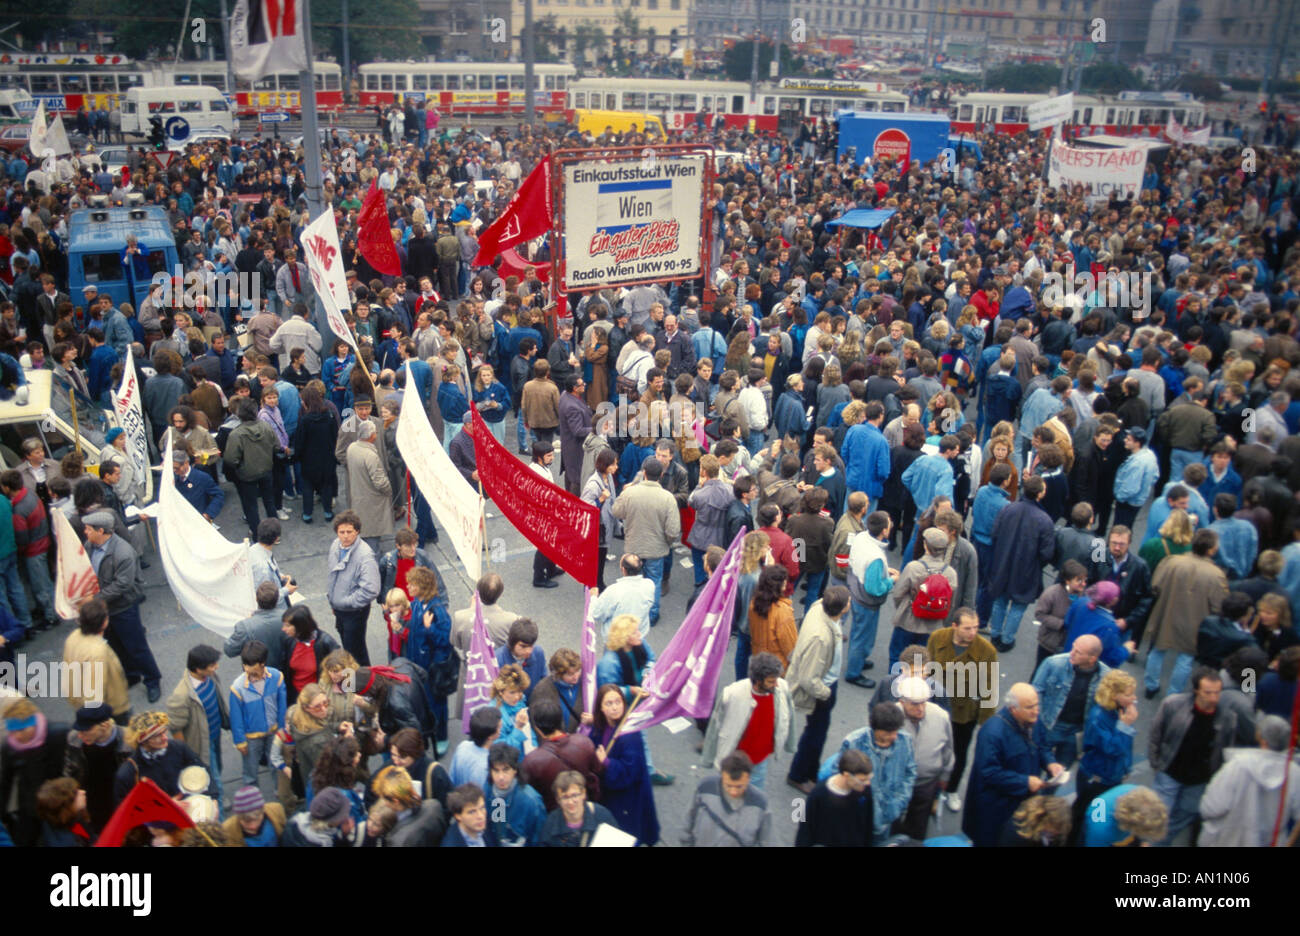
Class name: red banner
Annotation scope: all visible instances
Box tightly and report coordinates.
[470,404,599,587]
[94,778,194,847]
[473,155,554,266]
[357,180,402,275]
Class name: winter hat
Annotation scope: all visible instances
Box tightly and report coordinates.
[127,711,170,747]
[74,703,114,731]
[922,527,948,551]
[82,509,117,530]
[1086,580,1121,609]
[105,427,124,444]
[309,787,352,826]
[231,786,265,816]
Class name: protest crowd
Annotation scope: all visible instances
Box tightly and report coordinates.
[0,104,1298,849]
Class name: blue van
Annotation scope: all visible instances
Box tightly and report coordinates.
[68,203,179,310]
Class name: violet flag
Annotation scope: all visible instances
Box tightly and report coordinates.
[620,528,746,734]
[461,594,499,733]
[581,587,598,715]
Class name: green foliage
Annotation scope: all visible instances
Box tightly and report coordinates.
[1080,62,1147,94]
[722,42,802,83]
[982,63,1062,93]
[312,0,420,64]
[572,21,608,67]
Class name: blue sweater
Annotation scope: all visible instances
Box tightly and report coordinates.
[437,381,470,424]
[1078,705,1135,786]
[970,484,1010,546]
[473,380,512,424]
[228,668,288,744]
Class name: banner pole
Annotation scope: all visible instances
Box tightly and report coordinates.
[69,389,82,458]
[478,476,490,572]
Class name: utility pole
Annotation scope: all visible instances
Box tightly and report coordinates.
[524,0,536,125]
[298,0,325,219]
[1263,0,1296,115]
[341,0,350,104]
[219,0,235,96]
[749,0,761,110]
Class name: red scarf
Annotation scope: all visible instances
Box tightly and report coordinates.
[290,262,301,292]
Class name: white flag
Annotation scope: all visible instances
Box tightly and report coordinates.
[301,208,357,353]
[394,384,483,582]
[230,0,309,83]
[53,508,99,621]
[110,345,154,502]
[157,434,256,637]
[29,100,72,158]
[28,99,46,154]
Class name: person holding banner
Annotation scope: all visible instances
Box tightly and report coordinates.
[84,509,161,703]
[590,684,660,846]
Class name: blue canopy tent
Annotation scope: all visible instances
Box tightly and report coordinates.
[824,208,897,261]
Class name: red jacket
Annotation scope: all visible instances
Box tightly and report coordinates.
[9,487,49,558]
[760,525,802,596]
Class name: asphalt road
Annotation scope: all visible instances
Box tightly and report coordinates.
[11,404,1180,846]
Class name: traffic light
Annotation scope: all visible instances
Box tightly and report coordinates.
[148,116,165,150]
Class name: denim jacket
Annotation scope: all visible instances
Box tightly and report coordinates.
[1030,653,1111,732]
[1079,704,1136,786]
[818,726,916,834]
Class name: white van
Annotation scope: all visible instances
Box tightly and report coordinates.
[0,89,34,124]
[122,86,238,139]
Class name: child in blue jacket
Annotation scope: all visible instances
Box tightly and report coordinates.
[229,640,288,789]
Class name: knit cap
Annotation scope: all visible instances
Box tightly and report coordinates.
[231,786,265,815]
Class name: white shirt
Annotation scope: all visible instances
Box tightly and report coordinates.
[738,385,768,431]
[530,460,554,484]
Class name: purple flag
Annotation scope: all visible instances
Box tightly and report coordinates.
[461,594,499,733]
[620,528,746,734]
[580,587,598,715]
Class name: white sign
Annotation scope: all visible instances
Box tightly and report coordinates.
[1165,116,1211,146]
[157,434,257,637]
[563,156,705,289]
[110,346,154,503]
[394,386,483,582]
[259,112,290,123]
[1047,137,1148,202]
[1027,92,1074,132]
[53,508,98,621]
[301,208,356,352]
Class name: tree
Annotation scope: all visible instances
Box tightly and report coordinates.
[312,0,420,65]
[722,41,802,82]
[1080,62,1147,95]
[572,21,608,68]
[615,7,641,45]
[525,12,563,64]
[982,63,1062,93]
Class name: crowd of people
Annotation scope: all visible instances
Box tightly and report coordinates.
[0,99,1298,848]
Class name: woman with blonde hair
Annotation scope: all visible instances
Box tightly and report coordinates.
[596,614,657,703]
[1073,669,1139,840]
[836,329,864,370]
[370,764,445,846]
[1250,592,1295,661]
[1082,785,1168,846]
[1003,795,1072,846]
[0,697,68,846]
[270,682,334,802]
[491,663,535,753]
[317,648,362,730]
[1138,508,1194,572]
[734,530,773,678]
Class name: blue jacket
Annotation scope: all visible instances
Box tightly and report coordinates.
[206,347,238,393]
[1064,600,1130,668]
[818,726,916,836]
[842,421,891,499]
[1018,387,1063,441]
[901,453,955,515]
[441,822,499,847]
[772,389,810,441]
[970,483,1010,546]
[961,708,1054,847]
[1199,463,1242,507]
[1000,285,1035,320]
[1113,448,1159,508]
[1208,517,1258,581]
[274,380,301,437]
[495,645,548,698]
[983,373,1022,427]
[400,359,434,407]
[473,381,512,424]
[1082,783,1140,846]
[596,645,657,703]
[104,310,133,359]
[437,381,470,424]
[487,779,546,846]
[404,597,453,671]
[175,466,225,518]
[1147,481,1210,532]
[86,345,118,400]
[692,326,727,373]
[1030,653,1110,731]
[987,497,1056,604]
[594,723,661,845]
[1079,705,1135,787]
[228,668,288,745]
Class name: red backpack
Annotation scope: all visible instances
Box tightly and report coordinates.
[911,573,953,620]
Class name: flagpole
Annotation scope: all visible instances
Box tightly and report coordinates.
[603,689,646,752]
[298,0,326,219]
[478,476,490,571]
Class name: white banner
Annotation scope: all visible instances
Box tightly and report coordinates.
[157,434,256,637]
[53,508,99,621]
[110,345,153,502]
[28,100,72,158]
[230,0,308,83]
[301,208,357,353]
[1027,92,1074,132]
[394,384,483,582]
[1047,137,1148,201]
[1165,116,1211,146]
[563,156,705,289]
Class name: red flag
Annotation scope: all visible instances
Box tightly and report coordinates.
[94,778,194,847]
[470,404,599,586]
[357,181,402,276]
[473,155,554,266]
